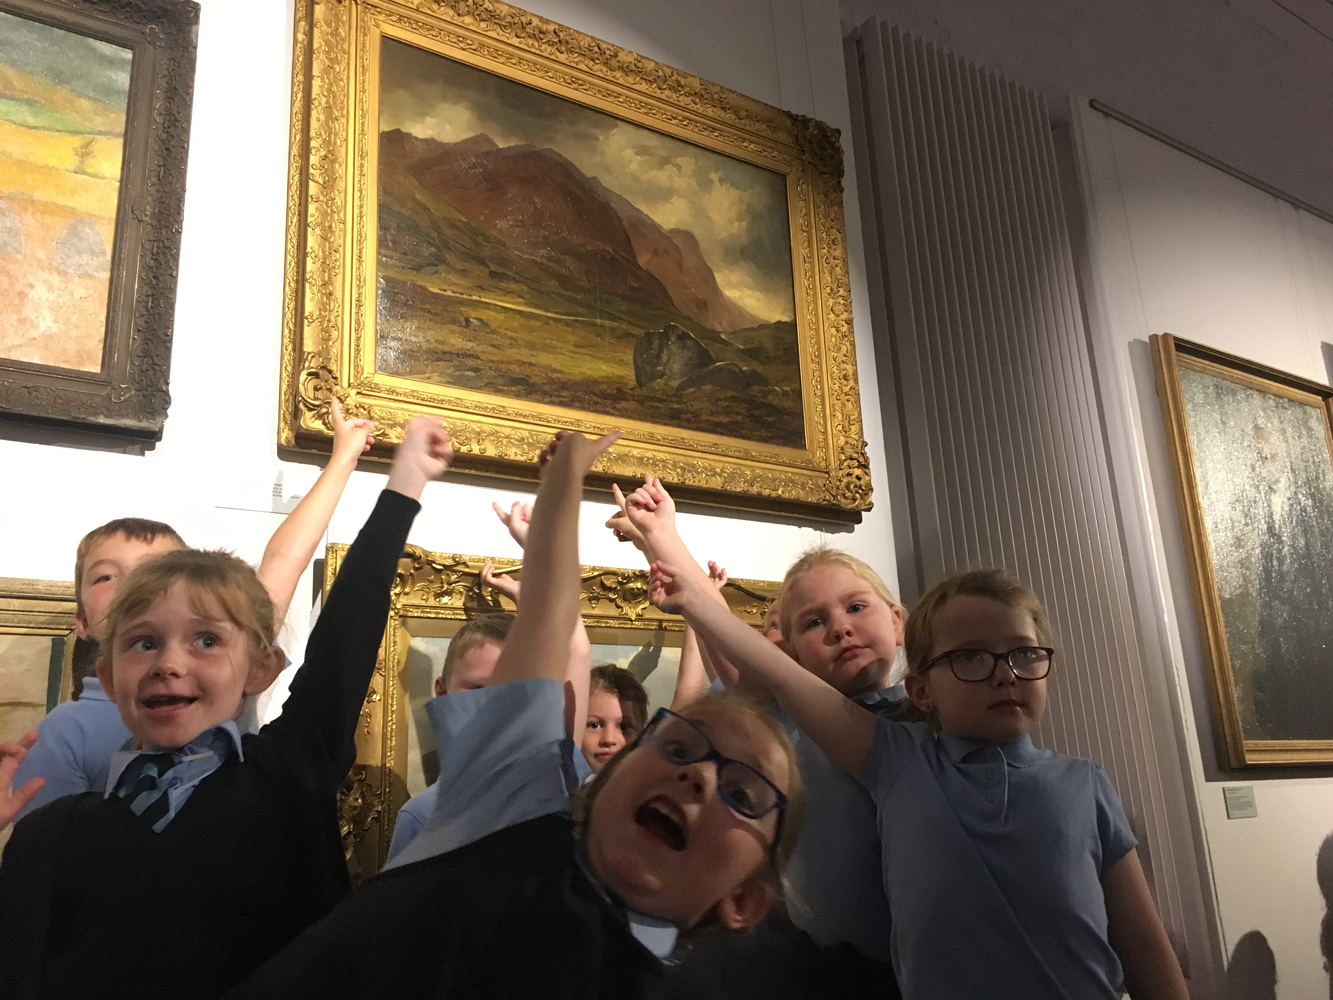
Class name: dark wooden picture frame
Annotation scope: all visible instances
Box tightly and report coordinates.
[0,0,198,440]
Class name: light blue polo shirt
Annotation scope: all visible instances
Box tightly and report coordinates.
[866,720,1136,1000]
[775,685,907,964]
[385,694,593,863]
[384,679,677,959]
[10,678,130,823]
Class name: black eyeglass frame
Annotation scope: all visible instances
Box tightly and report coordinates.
[923,646,1055,683]
[633,707,788,857]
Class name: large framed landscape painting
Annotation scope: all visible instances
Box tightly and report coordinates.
[281,0,871,518]
[324,542,776,879]
[1153,334,1333,767]
[0,0,196,439]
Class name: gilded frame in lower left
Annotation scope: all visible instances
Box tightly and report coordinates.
[325,542,776,882]
[0,576,78,715]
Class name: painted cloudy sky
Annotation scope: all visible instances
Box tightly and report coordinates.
[377,37,796,324]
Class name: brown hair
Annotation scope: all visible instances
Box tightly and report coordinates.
[589,664,649,732]
[777,546,902,647]
[577,690,804,898]
[75,518,186,614]
[904,568,1055,676]
[442,614,514,688]
[99,549,276,666]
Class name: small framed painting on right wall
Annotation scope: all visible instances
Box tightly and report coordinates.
[1153,334,1333,767]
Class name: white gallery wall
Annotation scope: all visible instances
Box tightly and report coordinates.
[1073,104,1333,998]
[0,0,896,641]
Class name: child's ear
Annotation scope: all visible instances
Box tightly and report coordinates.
[434,675,447,697]
[74,609,92,642]
[714,876,776,931]
[96,656,116,702]
[244,646,286,696]
[890,604,905,646]
[904,672,933,713]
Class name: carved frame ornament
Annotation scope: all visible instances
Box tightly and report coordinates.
[325,542,776,880]
[282,0,871,520]
[0,0,198,439]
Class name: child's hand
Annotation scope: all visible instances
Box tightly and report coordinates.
[647,557,709,617]
[330,396,375,464]
[708,561,728,592]
[537,430,621,480]
[623,473,677,539]
[480,559,521,603]
[386,417,454,500]
[605,483,648,553]
[0,730,43,829]
[491,501,533,550]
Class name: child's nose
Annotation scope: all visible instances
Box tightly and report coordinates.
[675,763,709,798]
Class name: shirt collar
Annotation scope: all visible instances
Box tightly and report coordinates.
[79,677,111,702]
[853,682,908,709]
[105,721,245,795]
[937,731,1041,768]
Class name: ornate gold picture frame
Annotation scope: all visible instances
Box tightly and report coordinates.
[325,542,776,880]
[1152,334,1333,767]
[0,577,77,746]
[281,0,870,520]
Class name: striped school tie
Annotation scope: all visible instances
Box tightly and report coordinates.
[117,751,180,832]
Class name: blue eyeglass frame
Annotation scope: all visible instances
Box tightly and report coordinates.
[633,707,788,855]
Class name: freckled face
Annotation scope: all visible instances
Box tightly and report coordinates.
[99,582,272,750]
[785,565,903,696]
[584,704,788,928]
[78,534,182,640]
[905,595,1049,743]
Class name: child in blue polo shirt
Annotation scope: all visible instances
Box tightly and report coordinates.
[5,400,376,828]
[643,541,1190,1000]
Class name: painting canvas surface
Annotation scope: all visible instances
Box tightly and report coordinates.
[400,631,681,798]
[1180,366,1333,741]
[376,37,803,448]
[0,11,131,372]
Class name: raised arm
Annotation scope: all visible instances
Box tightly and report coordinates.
[490,431,619,689]
[257,398,375,625]
[648,553,877,781]
[267,418,450,791]
[671,563,727,708]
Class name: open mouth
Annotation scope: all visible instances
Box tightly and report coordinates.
[141,693,198,711]
[635,797,687,851]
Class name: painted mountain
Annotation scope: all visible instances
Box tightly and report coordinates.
[375,128,804,448]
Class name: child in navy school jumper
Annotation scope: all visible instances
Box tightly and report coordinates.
[2,400,376,829]
[645,535,1191,1000]
[225,431,805,1000]
[618,476,903,1000]
[0,417,451,1000]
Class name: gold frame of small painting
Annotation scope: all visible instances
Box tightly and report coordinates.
[0,577,78,723]
[280,0,871,521]
[324,542,776,881]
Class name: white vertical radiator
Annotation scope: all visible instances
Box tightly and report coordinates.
[846,21,1222,991]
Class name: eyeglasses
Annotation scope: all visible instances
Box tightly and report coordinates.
[924,646,1054,683]
[637,709,787,846]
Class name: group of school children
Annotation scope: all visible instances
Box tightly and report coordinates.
[0,409,1191,1000]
